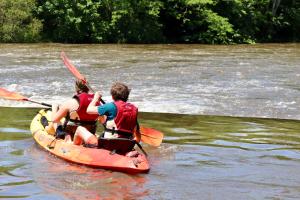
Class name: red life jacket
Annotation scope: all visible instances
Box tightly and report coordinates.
[114,100,138,135]
[74,93,99,121]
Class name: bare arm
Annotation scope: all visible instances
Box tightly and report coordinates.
[87,91,102,115]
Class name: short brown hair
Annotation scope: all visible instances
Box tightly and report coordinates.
[110,82,131,102]
[75,80,89,93]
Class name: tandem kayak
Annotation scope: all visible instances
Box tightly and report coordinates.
[30,109,150,174]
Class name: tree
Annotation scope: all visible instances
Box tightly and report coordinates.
[0,0,42,42]
[160,0,235,44]
[36,0,164,43]
[272,0,281,16]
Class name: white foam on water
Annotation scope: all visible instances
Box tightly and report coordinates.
[1,44,300,119]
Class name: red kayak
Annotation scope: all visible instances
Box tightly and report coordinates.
[30,109,150,174]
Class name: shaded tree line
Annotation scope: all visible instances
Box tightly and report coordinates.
[0,0,299,43]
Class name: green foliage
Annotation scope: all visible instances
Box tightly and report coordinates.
[214,0,269,43]
[272,0,300,42]
[216,0,300,43]
[36,0,108,42]
[185,0,213,5]
[1,0,299,43]
[161,0,235,44]
[36,0,164,43]
[0,0,42,42]
[108,0,164,43]
[200,10,234,44]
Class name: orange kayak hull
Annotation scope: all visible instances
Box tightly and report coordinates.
[30,110,150,174]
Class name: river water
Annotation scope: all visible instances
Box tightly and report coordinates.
[1,44,300,199]
[1,43,300,119]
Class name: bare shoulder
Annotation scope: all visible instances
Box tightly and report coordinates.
[61,98,79,111]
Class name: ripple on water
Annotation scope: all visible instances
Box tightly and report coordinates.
[211,140,284,151]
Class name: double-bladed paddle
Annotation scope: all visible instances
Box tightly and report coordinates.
[0,88,163,146]
[0,88,51,107]
[61,51,164,147]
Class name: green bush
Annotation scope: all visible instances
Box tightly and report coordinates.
[108,0,164,43]
[0,0,42,42]
[36,0,164,43]
[160,0,235,44]
[1,0,299,43]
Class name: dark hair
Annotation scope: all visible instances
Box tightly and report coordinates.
[110,82,131,102]
[75,80,89,94]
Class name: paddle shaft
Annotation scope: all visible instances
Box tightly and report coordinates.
[26,99,51,107]
[136,142,148,157]
[86,83,105,104]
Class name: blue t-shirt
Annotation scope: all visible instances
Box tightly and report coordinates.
[97,102,117,120]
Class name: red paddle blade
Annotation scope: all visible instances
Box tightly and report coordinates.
[61,51,87,83]
[140,126,164,147]
[0,88,28,101]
